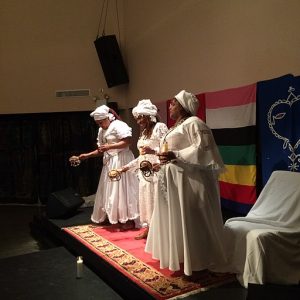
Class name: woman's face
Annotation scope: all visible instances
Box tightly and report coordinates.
[95,118,110,129]
[169,99,185,120]
[135,115,150,130]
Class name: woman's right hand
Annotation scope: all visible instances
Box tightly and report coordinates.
[119,166,129,173]
[78,153,89,161]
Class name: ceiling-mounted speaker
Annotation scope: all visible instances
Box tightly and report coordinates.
[94,35,129,88]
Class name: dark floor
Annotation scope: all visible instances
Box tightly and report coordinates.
[0,204,298,300]
[0,205,45,259]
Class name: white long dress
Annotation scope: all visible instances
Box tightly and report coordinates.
[124,122,168,225]
[91,119,139,224]
[145,116,227,276]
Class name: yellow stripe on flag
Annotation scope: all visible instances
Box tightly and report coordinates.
[219,164,256,186]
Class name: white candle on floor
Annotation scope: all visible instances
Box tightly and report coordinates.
[76,256,83,278]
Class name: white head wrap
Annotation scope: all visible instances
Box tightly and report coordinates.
[174,90,199,116]
[90,105,115,121]
[132,99,158,122]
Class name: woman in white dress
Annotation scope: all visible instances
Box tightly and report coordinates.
[121,100,168,239]
[145,90,227,276]
[78,105,139,230]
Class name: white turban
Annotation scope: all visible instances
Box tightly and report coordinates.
[174,90,199,116]
[90,105,115,121]
[132,106,138,118]
[132,99,157,122]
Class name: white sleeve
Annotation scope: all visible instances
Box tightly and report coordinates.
[96,128,103,147]
[174,120,224,172]
[123,157,139,171]
[114,120,132,139]
[152,122,168,151]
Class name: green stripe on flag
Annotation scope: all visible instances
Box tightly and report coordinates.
[218,145,256,165]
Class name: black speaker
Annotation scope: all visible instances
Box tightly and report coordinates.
[46,188,84,219]
[94,35,129,88]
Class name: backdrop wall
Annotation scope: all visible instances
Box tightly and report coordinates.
[1,0,300,114]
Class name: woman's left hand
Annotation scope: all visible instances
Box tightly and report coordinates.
[157,151,176,164]
[98,144,111,152]
[152,163,161,172]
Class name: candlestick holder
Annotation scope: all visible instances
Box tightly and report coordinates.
[69,156,81,167]
[108,169,122,181]
[139,160,153,177]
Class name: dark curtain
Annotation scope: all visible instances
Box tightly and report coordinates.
[0,111,101,204]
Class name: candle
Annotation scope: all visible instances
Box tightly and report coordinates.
[76,256,83,278]
[161,142,168,153]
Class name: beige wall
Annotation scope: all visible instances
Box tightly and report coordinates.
[125,0,300,106]
[0,0,127,114]
[1,0,300,114]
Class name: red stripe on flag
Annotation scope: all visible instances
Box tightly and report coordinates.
[195,93,206,121]
[219,180,256,204]
[205,83,256,109]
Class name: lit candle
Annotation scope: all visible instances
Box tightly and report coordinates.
[76,256,83,278]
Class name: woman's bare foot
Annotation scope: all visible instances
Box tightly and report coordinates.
[134,227,149,240]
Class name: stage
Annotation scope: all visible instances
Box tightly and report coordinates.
[0,204,298,300]
[28,206,248,300]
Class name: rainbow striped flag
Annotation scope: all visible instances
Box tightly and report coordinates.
[205,83,257,214]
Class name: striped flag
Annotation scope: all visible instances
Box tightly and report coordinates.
[205,83,257,215]
[257,74,300,187]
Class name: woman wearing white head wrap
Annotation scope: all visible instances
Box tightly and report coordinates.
[120,99,168,239]
[145,90,227,276]
[174,90,199,116]
[75,105,139,229]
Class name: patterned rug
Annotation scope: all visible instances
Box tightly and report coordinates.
[63,224,236,300]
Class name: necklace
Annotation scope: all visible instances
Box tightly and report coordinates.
[167,117,187,133]
[162,117,188,145]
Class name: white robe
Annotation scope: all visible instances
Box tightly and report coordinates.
[91,119,139,224]
[145,116,227,276]
[124,122,168,225]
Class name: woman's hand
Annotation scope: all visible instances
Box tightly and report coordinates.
[119,166,129,173]
[98,143,110,153]
[152,163,161,172]
[157,151,176,164]
[78,153,89,161]
[139,146,155,155]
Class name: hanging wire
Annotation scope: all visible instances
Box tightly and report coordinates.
[96,0,121,40]
[102,0,109,36]
[96,0,106,39]
[96,0,109,38]
[115,0,121,42]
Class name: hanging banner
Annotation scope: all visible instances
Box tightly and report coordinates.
[257,74,300,187]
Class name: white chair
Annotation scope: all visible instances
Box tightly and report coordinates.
[224,170,300,287]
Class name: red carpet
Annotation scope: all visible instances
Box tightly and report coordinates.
[63,224,235,299]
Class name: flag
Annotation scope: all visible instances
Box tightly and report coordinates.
[205,83,257,215]
[257,74,300,187]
